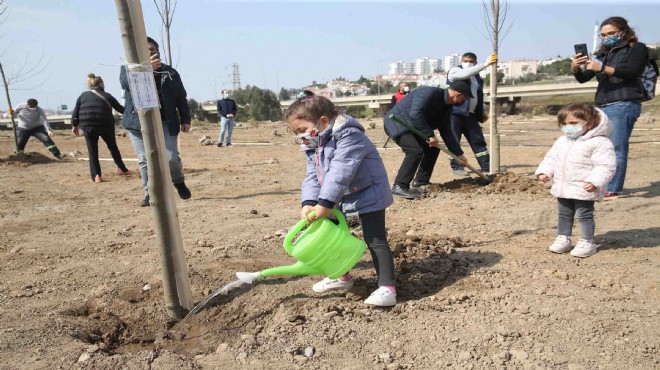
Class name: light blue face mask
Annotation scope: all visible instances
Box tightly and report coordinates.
[603,34,620,47]
[561,124,586,139]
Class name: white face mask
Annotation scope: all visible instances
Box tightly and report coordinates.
[222,93,229,99]
[402,86,409,93]
[461,62,475,69]
[28,107,37,111]
[560,124,586,139]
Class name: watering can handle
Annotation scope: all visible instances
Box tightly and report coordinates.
[283,209,348,255]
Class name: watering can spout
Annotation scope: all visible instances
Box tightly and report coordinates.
[259,261,321,278]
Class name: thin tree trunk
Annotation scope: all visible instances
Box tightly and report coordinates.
[114,0,192,320]
[0,63,19,153]
[489,0,501,174]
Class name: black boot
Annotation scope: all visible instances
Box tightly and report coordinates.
[140,194,150,207]
[174,182,192,200]
[391,184,421,199]
[411,180,432,187]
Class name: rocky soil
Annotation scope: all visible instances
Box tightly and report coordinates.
[0,111,658,369]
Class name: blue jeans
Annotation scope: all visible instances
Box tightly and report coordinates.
[16,126,62,157]
[598,100,641,193]
[219,116,235,144]
[128,129,184,196]
[449,113,490,171]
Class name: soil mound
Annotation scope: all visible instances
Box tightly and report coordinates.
[0,152,55,167]
[56,231,501,364]
[427,172,544,195]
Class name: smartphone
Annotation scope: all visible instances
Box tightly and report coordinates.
[150,50,159,58]
[574,43,589,59]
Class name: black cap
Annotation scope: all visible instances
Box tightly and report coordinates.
[449,79,474,98]
[147,37,159,50]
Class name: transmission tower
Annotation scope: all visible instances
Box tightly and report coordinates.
[231,63,241,90]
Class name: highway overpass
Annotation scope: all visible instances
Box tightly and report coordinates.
[200,81,601,116]
[3,80,636,127]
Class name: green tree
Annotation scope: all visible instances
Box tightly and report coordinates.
[537,58,573,76]
[279,87,291,101]
[335,89,345,97]
[648,46,660,61]
[231,85,282,122]
[355,75,369,84]
[187,98,206,121]
[483,72,505,87]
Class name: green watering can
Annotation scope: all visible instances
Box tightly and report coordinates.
[236,209,366,284]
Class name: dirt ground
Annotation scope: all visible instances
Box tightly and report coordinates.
[0,110,659,370]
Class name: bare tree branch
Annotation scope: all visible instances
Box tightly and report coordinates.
[152,0,177,65]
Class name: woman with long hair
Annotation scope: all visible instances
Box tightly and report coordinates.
[571,16,648,199]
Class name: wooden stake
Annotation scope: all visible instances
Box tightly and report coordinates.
[0,62,19,153]
[114,0,192,320]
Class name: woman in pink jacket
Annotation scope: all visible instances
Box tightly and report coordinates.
[536,103,616,258]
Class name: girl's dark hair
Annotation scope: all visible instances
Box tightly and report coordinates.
[598,16,638,52]
[283,95,339,123]
[557,102,601,130]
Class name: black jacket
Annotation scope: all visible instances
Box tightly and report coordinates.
[216,98,237,117]
[384,86,463,156]
[120,63,191,136]
[574,41,648,105]
[71,88,124,128]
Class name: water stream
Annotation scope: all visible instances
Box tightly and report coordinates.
[183,279,248,320]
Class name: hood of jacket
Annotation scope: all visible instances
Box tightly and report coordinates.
[577,107,612,141]
[299,114,364,151]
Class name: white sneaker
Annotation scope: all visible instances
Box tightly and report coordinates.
[570,239,597,258]
[364,287,397,307]
[549,235,572,254]
[312,277,354,293]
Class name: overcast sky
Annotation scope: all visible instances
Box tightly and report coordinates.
[1,0,659,110]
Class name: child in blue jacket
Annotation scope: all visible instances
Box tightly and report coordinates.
[284,95,397,306]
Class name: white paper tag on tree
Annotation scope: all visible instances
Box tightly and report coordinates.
[127,71,160,110]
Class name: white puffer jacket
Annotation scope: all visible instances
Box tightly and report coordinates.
[535,108,616,201]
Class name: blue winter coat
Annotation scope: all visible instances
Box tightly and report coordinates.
[383,86,464,156]
[300,114,393,216]
[119,64,191,136]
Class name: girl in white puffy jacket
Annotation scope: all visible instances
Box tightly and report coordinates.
[536,103,616,258]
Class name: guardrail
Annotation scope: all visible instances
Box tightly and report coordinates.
[201,81,600,113]
[0,114,72,129]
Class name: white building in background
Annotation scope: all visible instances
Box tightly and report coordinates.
[389,61,415,75]
[497,59,540,80]
[539,57,565,66]
[388,61,404,75]
[414,57,441,75]
[417,72,449,88]
[443,53,461,72]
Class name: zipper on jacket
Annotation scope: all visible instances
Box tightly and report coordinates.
[559,140,575,198]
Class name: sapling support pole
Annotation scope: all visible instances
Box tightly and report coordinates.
[114,0,192,320]
[0,62,19,153]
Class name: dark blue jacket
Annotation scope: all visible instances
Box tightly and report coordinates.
[384,86,464,156]
[216,98,237,117]
[119,64,191,136]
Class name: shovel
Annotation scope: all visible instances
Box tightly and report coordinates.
[388,114,494,185]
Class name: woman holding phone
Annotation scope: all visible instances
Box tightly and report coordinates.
[571,16,648,199]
